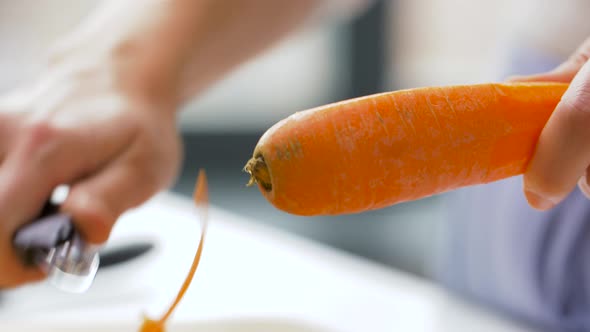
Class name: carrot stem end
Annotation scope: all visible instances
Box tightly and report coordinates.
[244,155,272,191]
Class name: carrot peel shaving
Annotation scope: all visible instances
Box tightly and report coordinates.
[139,169,209,332]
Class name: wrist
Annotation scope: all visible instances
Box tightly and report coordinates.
[47,35,184,113]
[45,0,189,112]
[111,37,184,110]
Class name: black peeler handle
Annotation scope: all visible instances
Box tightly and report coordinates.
[12,201,75,267]
[11,199,101,293]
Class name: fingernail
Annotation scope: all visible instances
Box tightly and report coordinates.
[524,190,555,210]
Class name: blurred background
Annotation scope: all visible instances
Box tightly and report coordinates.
[0,0,538,278]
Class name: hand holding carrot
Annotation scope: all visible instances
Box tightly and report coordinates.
[511,37,590,210]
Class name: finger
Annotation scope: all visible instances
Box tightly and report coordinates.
[523,58,590,210]
[0,163,48,288]
[0,117,21,161]
[508,37,590,83]
[62,139,180,244]
[0,166,53,288]
[507,62,580,83]
[0,242,46,288]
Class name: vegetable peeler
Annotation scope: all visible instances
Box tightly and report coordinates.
[12,199,100,293]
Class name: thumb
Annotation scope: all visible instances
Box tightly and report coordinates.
[508,37,590,83]
[523,58,590,209]
[62,164,164,244]
[61,138,181,244]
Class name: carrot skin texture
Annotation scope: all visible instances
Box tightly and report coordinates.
[248,82,569,216]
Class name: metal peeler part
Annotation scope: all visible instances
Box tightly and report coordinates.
[12,203,100,293]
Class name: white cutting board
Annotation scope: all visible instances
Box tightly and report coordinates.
[2,319,335,332]
[0,193,538,332]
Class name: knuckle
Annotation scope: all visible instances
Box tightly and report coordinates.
[21,120,62,153]
[26,120,57,142]
[15,121,77,184]
[570,52,590,67]
[19,120,74,174]
[571,39,590,67]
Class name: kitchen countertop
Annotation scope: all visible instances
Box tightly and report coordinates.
[0,192,538,332]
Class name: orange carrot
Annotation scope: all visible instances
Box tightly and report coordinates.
[140,169,209,332]
[244,82,568,216]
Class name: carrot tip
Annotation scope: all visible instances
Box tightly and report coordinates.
[244,155,272,191]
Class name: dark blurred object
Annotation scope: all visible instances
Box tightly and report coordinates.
[98,241,154,271]
[346,0,388,98]
[13,203,73,267]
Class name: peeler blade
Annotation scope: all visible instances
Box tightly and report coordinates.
[13,209,100,293]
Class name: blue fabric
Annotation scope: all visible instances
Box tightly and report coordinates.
[435,47,590,331]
